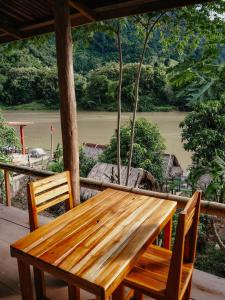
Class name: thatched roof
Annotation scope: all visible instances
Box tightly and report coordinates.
[83,143,107,160]
[0,0,213,44]
[83,143,183,179]
[197,174,212,190]
[81,162,157,200]
[162,153,183,178]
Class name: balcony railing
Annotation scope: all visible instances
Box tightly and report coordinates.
[0,162,225,217]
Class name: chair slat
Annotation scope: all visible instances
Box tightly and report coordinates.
[37,194,70,212]
[32,172,68,188]
[35,184,69,205]
[33,175,68,194]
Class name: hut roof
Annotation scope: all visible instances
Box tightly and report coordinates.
[83,143,107,160]
[162,153,183,178]
[197,174,212,190]
[81,162,157,200]
[0,0,213,44]
[83,143,184,178]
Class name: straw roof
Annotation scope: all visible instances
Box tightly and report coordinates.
[0,0,213,44]
[162,153,183,178]
[83,143,183,179]
[83,143,107,160]
[81,162,158,200]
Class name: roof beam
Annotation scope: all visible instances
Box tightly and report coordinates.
[0,22,22,40]
[69,0,96,21]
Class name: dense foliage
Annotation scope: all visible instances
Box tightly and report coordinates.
[169,58,225,110]
[81,62,172,111]
[0,3,224,111]
[100,118,166,182]
[0,61,172,111]
[180,99,225,165]
[48,144,95,177]
[0,111,20,197]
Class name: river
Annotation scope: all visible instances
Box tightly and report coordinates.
[3,110,191,170]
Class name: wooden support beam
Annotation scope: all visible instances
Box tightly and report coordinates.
[69,0,96,21]
[0,21,21,39]
[54,0,80,205]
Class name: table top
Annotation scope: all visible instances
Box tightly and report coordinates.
[11,188,177,299]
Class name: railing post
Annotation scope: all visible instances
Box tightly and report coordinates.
[4,170,11,206]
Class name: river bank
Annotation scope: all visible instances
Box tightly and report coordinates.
[3,110,191,171]
[0,102,177,112]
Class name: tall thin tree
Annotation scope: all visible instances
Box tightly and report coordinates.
[126,13,165,185]
[115,23,123,184]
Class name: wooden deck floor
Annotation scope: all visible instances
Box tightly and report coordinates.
[1,204,225,300]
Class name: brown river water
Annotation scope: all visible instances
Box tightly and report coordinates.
[3,111,191,170]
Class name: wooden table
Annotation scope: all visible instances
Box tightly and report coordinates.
[10,188,177,300]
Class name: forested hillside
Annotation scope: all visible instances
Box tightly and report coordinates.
[0,4,224,111]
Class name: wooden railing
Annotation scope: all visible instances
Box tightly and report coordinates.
[0,162,225,217]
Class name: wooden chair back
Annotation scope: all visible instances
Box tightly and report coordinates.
[27,171,74,231]
[166,191,201,300]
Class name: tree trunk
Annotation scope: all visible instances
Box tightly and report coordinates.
[125,14,164,185]
[116,25,123,184]
[125,17,151,186]
[54,0,80,205]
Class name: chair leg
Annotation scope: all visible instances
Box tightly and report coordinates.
[33,267,47,300]
[132,290,143,300]
[183,277,192,300]
[68,284,80,300]
[112,284,124,300]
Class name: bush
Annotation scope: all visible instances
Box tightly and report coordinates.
[99,118,166,182]
[0,67,59,107]
[48,145,95,177]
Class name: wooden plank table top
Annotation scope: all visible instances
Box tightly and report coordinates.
[10,188,177,299]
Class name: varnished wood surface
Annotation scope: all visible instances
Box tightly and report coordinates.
[124,244,193,298]
[123,191,201,300]
[11,188,176,299]
[1,162,225,217]
[27,171,74,231]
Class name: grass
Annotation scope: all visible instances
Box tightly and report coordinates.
[1,102,177,112]
[0,102,58,111]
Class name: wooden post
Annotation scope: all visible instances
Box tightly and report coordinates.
[4,170,11,206]
[54,0,80,205]
[20,125,25,155]
[50,125,54,159]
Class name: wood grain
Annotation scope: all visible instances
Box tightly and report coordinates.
[123,191,201,300]
[27,171,74,231]
[11,188,177,299]
[54,0,80,205]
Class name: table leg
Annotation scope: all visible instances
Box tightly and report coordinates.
[68,284,80,300]
[33,267,47,300]
[17,259,34,300]
[112,284,124,300]
[164,218,172,250]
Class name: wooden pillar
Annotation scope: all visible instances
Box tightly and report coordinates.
[54,0,80,205]
[4,170,11,206]
[19,125,25,155]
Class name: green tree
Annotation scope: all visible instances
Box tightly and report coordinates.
[0,112,20,156]
[180,99,225,165]
[48,145,95,177]
[99,118,166,182]
[0,112,20,198]
[169,57,225,110]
